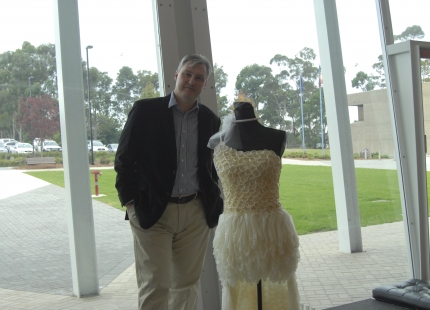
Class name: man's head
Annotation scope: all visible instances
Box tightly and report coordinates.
[173,54,212,111]
[177,54,213,78]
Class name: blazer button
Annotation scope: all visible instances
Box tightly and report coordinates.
[166,192,171,196]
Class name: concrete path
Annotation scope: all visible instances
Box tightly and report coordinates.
[0,167,413,309]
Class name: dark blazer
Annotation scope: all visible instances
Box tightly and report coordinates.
[114,94,223,229]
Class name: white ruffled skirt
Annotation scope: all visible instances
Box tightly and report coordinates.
[213,208,300,310]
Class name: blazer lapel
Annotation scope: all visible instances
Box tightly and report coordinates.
[160,94,177,162]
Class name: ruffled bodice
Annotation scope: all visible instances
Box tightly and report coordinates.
[214,144,281,214]
[212,143,300,309]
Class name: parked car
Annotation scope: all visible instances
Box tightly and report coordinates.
[5,141,19,152]
[88,140,107,152]
[9,143,33,154]
[39,140,62,152]
[106,143,118,153]
[0,143,8,153]
[0,138,17,144]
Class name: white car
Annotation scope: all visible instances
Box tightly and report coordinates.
[88,140,107,152]
[0,138,17,144]
[5,141,19,153]
[10,143,33,154]
[0,143,8,153]
[39,140,62,152]
[106,143,118,153]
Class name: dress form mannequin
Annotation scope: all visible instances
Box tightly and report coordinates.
[209,102,300,310]
[232,102,288,310]
[232,102,286,157]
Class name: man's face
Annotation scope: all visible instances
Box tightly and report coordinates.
[173,61,207,106]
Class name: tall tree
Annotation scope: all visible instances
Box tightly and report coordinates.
[17,94,60,146]
[0,42,57,139]
[394,25,425,42]
[235,64,273,111]
[111,66,139,123]
[269,48,321,147]
[137,70,159,95]
[214,64,229,117]
[421,59,430,82]
[353,25,425,91]
[139,82,159,99]
[111,67,160,124]
[352,71,377,91]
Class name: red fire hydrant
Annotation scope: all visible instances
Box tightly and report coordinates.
[91,170,102,196]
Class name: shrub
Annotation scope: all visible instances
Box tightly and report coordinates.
[100,157,110,165]
[0,156,25,167]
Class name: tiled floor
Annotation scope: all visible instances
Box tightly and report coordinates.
[0,167,411,309]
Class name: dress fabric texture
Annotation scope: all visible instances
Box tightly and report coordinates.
[213,143,300,310]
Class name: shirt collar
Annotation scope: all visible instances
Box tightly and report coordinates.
[168,91,200,113]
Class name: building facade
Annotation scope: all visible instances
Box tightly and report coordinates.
[348,82,430,156]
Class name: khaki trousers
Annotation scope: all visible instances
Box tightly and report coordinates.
[128,197,210,310]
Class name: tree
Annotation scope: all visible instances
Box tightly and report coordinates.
[111,66,139,123]
[234,89,254,104]
[95,114,121,144]
[371,55,386,88]
[17,94,60,148]
[352,71,377,91]
[0,42,57,139]
[268,48,321,147]
[394,25,425,42]
[111,67,160,124]
[235,64,273,111]
[214,64,230,117]
[82,65,114,140]
[137,70,159,95]
[421,59,430,82]
[354,25,425,90]
[139,82,159,99]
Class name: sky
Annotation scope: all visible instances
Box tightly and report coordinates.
[1,0,429,122]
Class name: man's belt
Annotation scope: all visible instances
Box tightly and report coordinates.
[169,193,198,204]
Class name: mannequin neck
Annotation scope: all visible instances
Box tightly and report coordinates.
[233,102,257,120]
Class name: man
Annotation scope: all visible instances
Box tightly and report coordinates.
[115,54,223,310]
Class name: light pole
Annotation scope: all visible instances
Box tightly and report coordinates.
[28,76,34,156]
[28,76,34,97]
[86,45,94,165]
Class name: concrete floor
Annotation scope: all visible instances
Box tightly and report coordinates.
[0,164,412,309]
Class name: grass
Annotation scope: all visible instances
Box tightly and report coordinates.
[26,164,409,235]
[26,169,122,212]
[280,165,402,234]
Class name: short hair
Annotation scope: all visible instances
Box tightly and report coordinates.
[177,54,213,77]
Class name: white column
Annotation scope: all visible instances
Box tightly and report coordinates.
[313,0,362,253]
[152,1,221,308]
[53,0,99,296]
[376,0,430,280]
[152,0,217,113]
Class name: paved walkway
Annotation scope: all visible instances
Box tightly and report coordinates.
[0,165,411,309]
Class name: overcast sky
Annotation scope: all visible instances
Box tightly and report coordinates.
[1,0,429,121]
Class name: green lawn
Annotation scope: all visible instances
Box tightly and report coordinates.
[26,169,122,212]
[26,165,406,235]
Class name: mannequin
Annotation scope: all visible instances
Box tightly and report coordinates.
[230,102,286,157]
[210,101,300,310]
